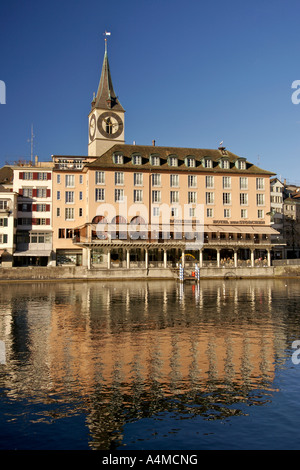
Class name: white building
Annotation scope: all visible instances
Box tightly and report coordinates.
[0,187,18,266]
[270,178,285,259]
[12,160,54,266]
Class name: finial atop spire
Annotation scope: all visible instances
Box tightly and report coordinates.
[103,31,111,55]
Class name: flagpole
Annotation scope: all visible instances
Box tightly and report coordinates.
[104,31,111,54]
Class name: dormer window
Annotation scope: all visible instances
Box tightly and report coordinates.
[220,159,229,169]
[204,158,212,168]
[169,156,178,167]
[132,155,142,165]
[237,159,246,170]
[150,155,160,166]
[186,157,195,168]
[113,153,124,164]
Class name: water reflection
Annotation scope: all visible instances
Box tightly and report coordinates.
[0,279,299,449]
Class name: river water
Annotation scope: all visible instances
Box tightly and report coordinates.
[0,278,300,450]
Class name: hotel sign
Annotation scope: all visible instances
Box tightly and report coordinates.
[213,220,265,225]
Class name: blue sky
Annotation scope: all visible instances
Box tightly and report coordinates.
[1,0,300,182]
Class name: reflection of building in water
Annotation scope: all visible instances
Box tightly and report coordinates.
[0,279,296,448]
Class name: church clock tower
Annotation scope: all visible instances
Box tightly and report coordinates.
[88,36,125,156]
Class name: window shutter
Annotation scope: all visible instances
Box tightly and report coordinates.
[46,204,50,211]
[19,189,23,196]
[32,189,37,197]
[19,172,23,180]
[46,189,51,197]
[32,204,37,211]
[33,172,38,180]
[32,218,36,225]
[47,173,51,180]
[46,218,50,225]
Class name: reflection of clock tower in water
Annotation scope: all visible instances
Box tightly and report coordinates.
[88,38,125,156]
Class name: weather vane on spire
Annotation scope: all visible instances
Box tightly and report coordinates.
[103,31,111,53]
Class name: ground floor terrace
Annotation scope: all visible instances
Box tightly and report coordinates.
[58,222,281,269]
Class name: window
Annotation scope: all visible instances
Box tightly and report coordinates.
[0,234,8,244]
[0,201,8,210]
[153,207,160,217]
[223,176,231,189]
[237,159,246,170]
[256,178,265,190]
[204,158,212,168]
[65,175,75,187]
[65,208,74,220]
[186,157,195,167]
[35,218,47,225]
[79,191,83,200]
[23,188,33,198]
[114,153,123,164]
[240,177,248,190]
[152,190,161,203]
[220,159,229,169]
[241,209,248,218]
[223,193,231,205]
[170,191,179,203]
[95,188,105,202]
[170,174,179,187]
[240,193,248,205]
[151,156,160,166]
[188,192,197,204]
[115,172,124,185]
[23,172,33,180]
[258,209,264,219]
[207,208,213,217]
[58,229,65,239]
[95,171,105,184]
[152,174,161,186]
[132,155,142,165]
[65,191,74,203]
[36,204,46,211]
[79,175,83,184]
[37,172,47,180]
[171,207,178,217]
[36,188,47,198]
[134,173,143,186]
[115,189,124,202]
[188,175,197,188]
[0,218,8,227]
[57,174,61,184]
[205,176,214,188]
[134,190,143,203]
[189,208,195,217]
[224,208,231,218]
[206,192,214,204]
[79,208,83,217]
[57,191,60,200]
[169,156,178,167]
[57,208,60,217]
[256,194,265,206]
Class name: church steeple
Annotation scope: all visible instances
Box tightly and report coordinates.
[91,38,124,112]
[88,35,125,157]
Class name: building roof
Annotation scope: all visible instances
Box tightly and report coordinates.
[91,44,124,112]
[0,166,13,184]
[84,144,276,175]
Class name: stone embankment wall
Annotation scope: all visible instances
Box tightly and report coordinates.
[0,265,299,281]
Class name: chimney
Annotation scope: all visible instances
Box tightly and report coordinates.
[35,155,38,166]
[152,140,156,146]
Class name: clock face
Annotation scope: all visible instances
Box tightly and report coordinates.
[89,114,96,141]
[97,111,123,139]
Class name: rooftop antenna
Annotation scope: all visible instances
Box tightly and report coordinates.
[27,124,35,163]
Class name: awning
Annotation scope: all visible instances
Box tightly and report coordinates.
[205,225,280,235]
[13,250,51,257]
[0,250,4,256]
